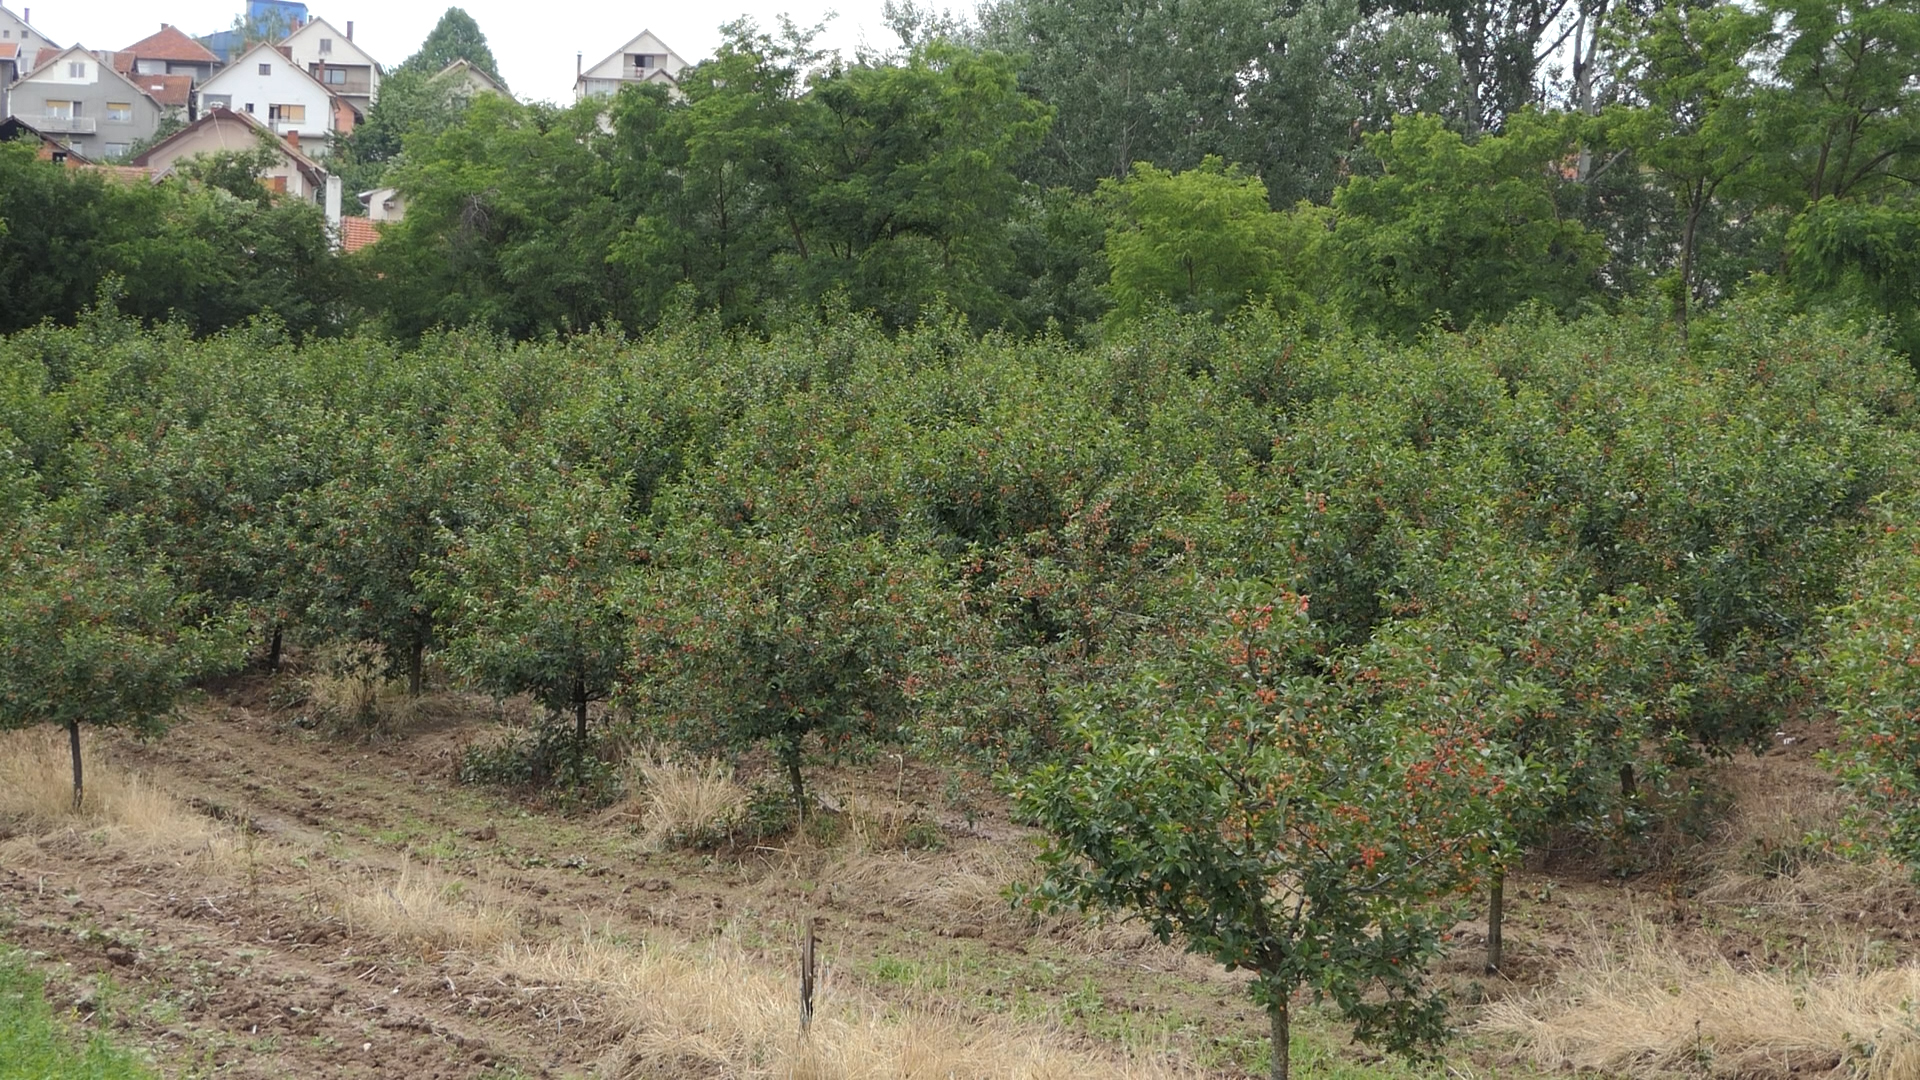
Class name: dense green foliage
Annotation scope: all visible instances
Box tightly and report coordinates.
[5,292,1918,1069]
[7,0,1920,1072]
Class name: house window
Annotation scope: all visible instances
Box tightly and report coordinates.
[319,38,332,54]
[103,142,129,158]
[44,100,74,119]
[269,103,306,123]
[106,102,133,123]
[265,175,288,194]
[244,102,255,113]
[204,93,232,110]
[67,60,86,77]
[323,68,346,84]
[2,29,9,38]
[259,62,272,75]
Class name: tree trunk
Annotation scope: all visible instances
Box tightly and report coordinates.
[1268,995,1290,1080]
[1486,870,1505,974]
[408,638,425,697]
[1678,195,1703,345]
[268,625,283,674]
[782,735,807,821]
[1620,761,1637,800]
[68,717,83,812]
[574,676,589,743]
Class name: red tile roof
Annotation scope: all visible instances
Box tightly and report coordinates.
[339,216,381,254]
[120,24,220,64]
[136,73,193,108]
[0,43,17,60]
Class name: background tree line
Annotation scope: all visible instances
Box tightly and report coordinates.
[2,0,1916,355]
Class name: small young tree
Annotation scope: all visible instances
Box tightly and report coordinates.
[0,517,242,808]
[1015,588,1511,1080]
[428,465,638,741]
[627,518,942,817]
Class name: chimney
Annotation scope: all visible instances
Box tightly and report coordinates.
[577,52,583,77]
[286,129,300,150]
[346,21,353,41]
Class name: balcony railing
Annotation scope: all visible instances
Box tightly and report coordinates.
[37,115,95,133]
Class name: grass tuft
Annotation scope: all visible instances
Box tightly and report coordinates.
[630,753,749,851]
[338,860,519,952]
[1480,913,1920,1077]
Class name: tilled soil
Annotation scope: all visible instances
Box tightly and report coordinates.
[0,692,1884,1078]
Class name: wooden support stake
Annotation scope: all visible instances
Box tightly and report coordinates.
[799,918,817,1033]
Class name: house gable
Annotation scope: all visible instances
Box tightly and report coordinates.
[195,41,341,151]
[10,45,168,158]
[280,17,380,74]
[0,4,57,71]
[576,29,689,99]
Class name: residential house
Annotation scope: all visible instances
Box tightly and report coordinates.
[6,44,166,160]
[0,4,56,114]
[131,105,341,235]
[0,44,17,116]
[280,17,379,122]
[113,24,221,85]
[574,30,688,101]
[0,114,91,164]
[0,5,56,74]
[435,58,507,100]
[194,41,344,156]
[122,72,194,125]
[358,185,404,222]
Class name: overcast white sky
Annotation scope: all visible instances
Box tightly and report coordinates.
[24,0,903,105]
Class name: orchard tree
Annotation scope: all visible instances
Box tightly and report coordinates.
[1816,508,1920,876]
[0,514,243,808]
[428,465,640,740]
[1016,588,1509,1080]
[627,517,943,817]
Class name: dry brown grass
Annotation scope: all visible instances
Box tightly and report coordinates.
[0,727,226,853]
[1480,913,1920,1078]
[629,753,749,851]
[496,925,1196,1080]
[338,860,519,952]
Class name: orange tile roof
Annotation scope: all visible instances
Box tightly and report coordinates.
[0,43,17,60]
[137,73,193,108]
[338,216,381,254]
[120,24,220,64]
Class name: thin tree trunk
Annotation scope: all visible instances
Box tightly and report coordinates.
[1268,995,1290,1080]
[574,676,589,743]
[1486,870,1505,973]
[268,625,283,674]
[408,638,425,697]
[1620,761,1637,800]
[68,717,83,812]
[783,735,808,821]
[1678,194,1703,345]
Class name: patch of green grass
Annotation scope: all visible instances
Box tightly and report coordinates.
[0,948,158,1080]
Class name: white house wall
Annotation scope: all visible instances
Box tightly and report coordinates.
[196,47,336,154]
